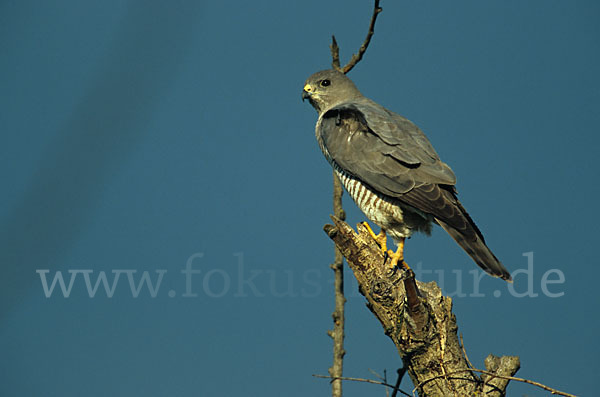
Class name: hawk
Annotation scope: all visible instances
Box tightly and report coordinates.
[302,69,511,281]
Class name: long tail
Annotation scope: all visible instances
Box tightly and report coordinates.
[436,218,512,282]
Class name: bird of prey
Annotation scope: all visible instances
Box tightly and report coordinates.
[302,69,511,281]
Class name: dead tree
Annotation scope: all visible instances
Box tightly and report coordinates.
[324,217,520,396]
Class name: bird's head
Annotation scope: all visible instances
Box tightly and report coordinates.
[302,69,362,113]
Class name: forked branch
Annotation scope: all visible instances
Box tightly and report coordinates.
[330,0,383,74]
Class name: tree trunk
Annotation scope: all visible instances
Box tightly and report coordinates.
[324,216,520,396]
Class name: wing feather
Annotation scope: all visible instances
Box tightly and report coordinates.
[317,101,461,226]
[312,86,510,280]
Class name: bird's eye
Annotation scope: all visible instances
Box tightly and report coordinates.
[320,79,331,87]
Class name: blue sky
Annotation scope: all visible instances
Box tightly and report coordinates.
[1,1,598,396]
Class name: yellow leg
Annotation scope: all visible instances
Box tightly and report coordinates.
[387,237,410,270]
[362,222,387,253]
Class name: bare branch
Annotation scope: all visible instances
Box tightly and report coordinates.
[414,367,577,397]
[342,0,382,74]
[329,0,383,74]
[328,172,346,397]
[329,36,341,72]
[313,374,411,397]
[459,333,474,370]
[391,367,407,397]
[384,369,389,397]
[367,368,384,381]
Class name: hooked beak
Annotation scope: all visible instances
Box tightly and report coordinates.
[302,83,314,102]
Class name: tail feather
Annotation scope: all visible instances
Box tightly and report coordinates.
[436,218,512,282]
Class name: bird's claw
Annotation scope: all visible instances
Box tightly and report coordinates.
[388,238,409,271]
[362,222,387,253]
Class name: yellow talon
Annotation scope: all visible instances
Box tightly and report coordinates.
[388,237,410,270]
[362,222,387,252]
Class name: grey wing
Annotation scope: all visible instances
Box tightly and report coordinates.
[318,101,511,280]
[318,101,462,226]
[355,98,448,166]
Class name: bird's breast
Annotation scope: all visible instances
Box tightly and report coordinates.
[334,167,414,238]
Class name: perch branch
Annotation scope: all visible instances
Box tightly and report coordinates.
[323,217,518,396]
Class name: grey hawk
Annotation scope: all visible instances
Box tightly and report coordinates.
[302,69,511,281]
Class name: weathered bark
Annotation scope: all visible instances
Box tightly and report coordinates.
[481,355,522,396]
[323,216,520,396]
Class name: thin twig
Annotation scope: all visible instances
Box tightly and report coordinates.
[459,333,475,370]
[313,374,412,397]
[368,368,382,380]
[367,368,388,397]
[413,368,577,397]
[384,369,389,397]
[329,36,341,72]
[328,172,346,397]
[391,367,407,397]
[329,0,383,74]
[457,333,487,392]
[342,0,382,74]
